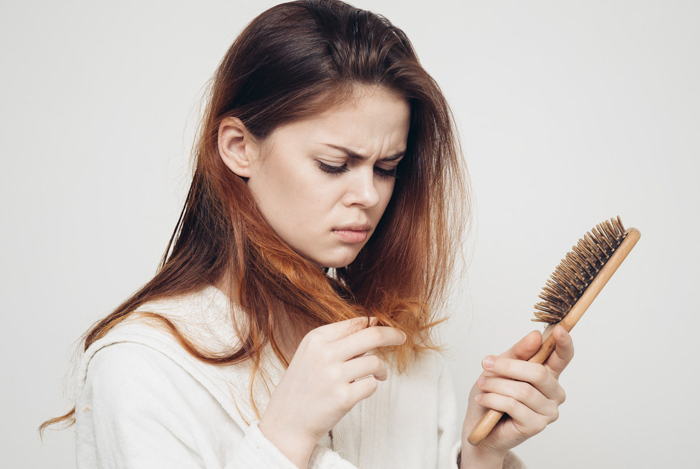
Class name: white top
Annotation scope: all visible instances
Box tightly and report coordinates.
[74,285,523,468]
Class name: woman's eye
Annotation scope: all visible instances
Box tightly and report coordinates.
[318,161,398,179]
[374,166,398,179]
[318,161,348,175]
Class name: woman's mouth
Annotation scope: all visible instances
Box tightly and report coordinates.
[332,227,369,244]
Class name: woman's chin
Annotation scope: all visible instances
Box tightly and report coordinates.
[311,250,361,270]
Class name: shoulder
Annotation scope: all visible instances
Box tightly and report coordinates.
[76,343,200,455]
[87,341,181,385]
[75,284,239,398]
[76,319,261,430]
[129,285,243,353]
[77,341,235,438]
[81,342,199,413]
[75,343,246,468]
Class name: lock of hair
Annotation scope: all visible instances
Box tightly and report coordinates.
[467,216,640,446]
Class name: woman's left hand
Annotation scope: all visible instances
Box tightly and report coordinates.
[460,325,574,465]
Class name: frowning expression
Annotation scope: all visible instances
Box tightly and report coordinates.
[232,86,410,268]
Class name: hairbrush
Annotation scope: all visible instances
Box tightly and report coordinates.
[467,216,640,446]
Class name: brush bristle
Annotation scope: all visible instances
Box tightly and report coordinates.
[532,216,628,324]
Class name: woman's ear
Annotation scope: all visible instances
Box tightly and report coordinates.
[218,117,260,178]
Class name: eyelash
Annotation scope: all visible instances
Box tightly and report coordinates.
[317,162,398,179]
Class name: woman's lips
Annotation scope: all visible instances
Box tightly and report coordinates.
[332,229,369,243]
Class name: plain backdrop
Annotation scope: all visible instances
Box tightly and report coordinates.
[1,1,698,467]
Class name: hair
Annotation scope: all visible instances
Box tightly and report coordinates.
[41,0,468,434]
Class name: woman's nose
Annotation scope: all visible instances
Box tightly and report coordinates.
[342,168,381,208]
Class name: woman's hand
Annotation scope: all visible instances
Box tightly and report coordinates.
[259,316,406,468]
[460,325,574,467]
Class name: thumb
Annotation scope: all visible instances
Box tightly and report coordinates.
[498,330,542,361]
[321,316,378,341]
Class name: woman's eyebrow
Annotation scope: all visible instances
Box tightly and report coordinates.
[321,143,405,161]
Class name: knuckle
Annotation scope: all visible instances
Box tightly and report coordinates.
[304,332,322,348]
[517,384,534,402]
[297,335,310,349]
[506,397,518,414]
[336,387,354,410]
[534,365,548,383]
[560,388,567,404]
[550,408,560,423]
[366,377,379,394]
[327,365,342,382]
[367,327,383,343]
[369,355,383,370]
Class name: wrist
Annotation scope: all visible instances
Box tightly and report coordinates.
[258,418,317,469]
[459,443,506,469]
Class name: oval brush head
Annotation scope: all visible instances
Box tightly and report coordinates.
[467,216,641,446]
[533,216,629,325]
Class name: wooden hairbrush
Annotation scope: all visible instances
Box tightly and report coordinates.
[467,216,640,446]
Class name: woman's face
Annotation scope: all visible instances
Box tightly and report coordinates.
[229,86,410,268]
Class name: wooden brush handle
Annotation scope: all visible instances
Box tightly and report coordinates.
[467,228,640,446]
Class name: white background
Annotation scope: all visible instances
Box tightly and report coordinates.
[1,1,698,467]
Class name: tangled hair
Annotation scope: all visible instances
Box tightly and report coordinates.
[41,0,468,433]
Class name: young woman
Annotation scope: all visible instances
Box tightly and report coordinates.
[43,1,573,468]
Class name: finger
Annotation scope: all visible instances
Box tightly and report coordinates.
[318,316,378,341]
[481,356,560,400]
[477,376,553,415]
[348,374,380,402]
[337,325,406,361]
[474,392,551,433]
[498,330,543,361]
[543,325,575,380]
[344,354,389,382]
[478,330,541,379]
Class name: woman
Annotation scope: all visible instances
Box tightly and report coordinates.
[43,1,572,467]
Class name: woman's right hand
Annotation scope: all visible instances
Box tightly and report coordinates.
[258,316,406,468]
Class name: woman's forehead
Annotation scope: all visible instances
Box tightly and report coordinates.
[265,90,410,156]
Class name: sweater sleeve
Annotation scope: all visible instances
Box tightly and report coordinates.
[75,342,354,469]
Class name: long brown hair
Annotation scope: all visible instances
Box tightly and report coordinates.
[41,0,468,433]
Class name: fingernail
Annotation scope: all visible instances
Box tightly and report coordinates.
[400,331,407,342]
[483,356,495,369]
[477,377,486,387]
[475,394,482,402]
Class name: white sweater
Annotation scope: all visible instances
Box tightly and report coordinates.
[75,285,524,468]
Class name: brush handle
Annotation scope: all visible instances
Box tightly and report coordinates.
[467,228,640,446]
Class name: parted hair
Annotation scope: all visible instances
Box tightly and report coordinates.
[42,0,468,432]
